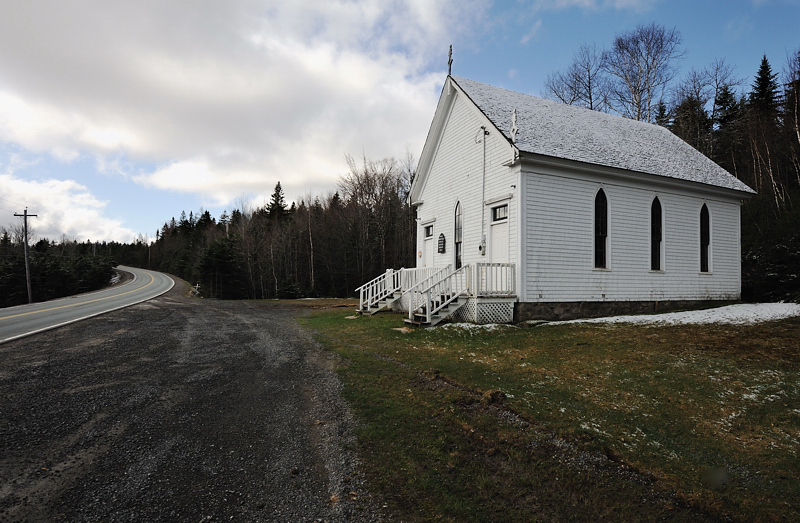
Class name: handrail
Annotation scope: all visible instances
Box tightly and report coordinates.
[408,265,469,323]
[354,269,392,293]
[357,268,402,311]
[357,263,515,318]
[400,265,452,297]
[357,266,453,313]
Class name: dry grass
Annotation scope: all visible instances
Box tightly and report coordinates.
[252,297,358,309]
[303,312,800,522]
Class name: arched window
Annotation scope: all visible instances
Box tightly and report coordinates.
[651,197,662,271]
[594,189,608,268]
[700,204,710,273]
[454,202,463,269]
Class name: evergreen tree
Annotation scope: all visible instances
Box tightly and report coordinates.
[749,55,780,116]
[198,237,247,299]
[268,182,287,220]
[0,240,114,307]
[711,84,744,175]
[671,94,712,155]
[654,101,670,127]
[196,210,214,229]
[714,84,741,129]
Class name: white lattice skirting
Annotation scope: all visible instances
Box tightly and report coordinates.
[451,297,515,324]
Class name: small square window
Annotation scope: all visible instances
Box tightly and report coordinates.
[424,225,434,238]
[492,205,508,222]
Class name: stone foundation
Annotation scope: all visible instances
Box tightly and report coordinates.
[514,300,739,322]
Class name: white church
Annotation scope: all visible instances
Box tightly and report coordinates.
[357,75,755,326]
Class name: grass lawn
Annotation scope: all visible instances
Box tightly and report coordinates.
[301,309,800,522]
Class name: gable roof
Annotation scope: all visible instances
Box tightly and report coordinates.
[450,76,755,195]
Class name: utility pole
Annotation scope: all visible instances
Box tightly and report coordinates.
[13,208,37,304]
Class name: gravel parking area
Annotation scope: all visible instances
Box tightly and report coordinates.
[0,279,381,522]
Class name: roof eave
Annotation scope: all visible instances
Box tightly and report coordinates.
[410,77,457,205]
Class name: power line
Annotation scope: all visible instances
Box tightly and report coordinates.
[0,195,25,207]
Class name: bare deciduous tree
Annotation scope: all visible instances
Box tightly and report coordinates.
[602,23,684,122]
[784,48,800,185]
[339,154,409,278]
[543,44,609,111]
[542,68,580,106]
[706,58,741,126]
[9,217,33,246]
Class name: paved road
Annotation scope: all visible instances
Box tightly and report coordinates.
[0,281,378,522]
[0,266,174,344]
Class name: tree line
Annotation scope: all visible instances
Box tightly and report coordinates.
[1,154,415,305]
[543,24,800,301]
[0,232,114,308]
[112,155,415,300]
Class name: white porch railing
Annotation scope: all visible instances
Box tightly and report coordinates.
[401,265,452,298]
[399,267,447,292]
[356,268,402,312]
[357,267,448,312]
[357,263,516,320]
[467,263,516,297]
[408,265,470,324]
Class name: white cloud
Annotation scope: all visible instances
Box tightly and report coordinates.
[0,0,489,238]
[725,16,755,40]
[520,20,543,44]
[0,173,137,243]
[0,92,142,162]
[604,0,658,10]
[525,0,657,12]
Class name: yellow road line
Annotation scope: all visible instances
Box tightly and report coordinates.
[0,273,155,322]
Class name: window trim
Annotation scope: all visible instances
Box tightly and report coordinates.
[484,193,513,206]
[423,224,434,238]
[454,201,463,269]
[700,203,711,273]
[491,204,508,222]
[650,196,663,272]
[594,188,608,269]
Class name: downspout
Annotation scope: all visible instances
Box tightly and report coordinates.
[480,126,489,256]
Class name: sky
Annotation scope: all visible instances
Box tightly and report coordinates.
[1,0,798,244]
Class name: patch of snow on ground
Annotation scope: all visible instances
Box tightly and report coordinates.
[547,303,800,326]
[436,323,512,332]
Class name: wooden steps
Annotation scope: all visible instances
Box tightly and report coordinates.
[404,294,469,327]
[358,291,402,316]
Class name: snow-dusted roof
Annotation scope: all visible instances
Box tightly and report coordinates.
[451,76,755,194]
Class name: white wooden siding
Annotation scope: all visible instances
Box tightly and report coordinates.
[416,92,518,271]
[415,84,743,304]
[524,168,742,302]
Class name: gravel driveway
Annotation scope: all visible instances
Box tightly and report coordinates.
[0,279,381,522]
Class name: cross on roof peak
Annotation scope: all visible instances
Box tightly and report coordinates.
[448,45,453,76]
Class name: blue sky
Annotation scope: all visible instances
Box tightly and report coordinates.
[1,0,798,243]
